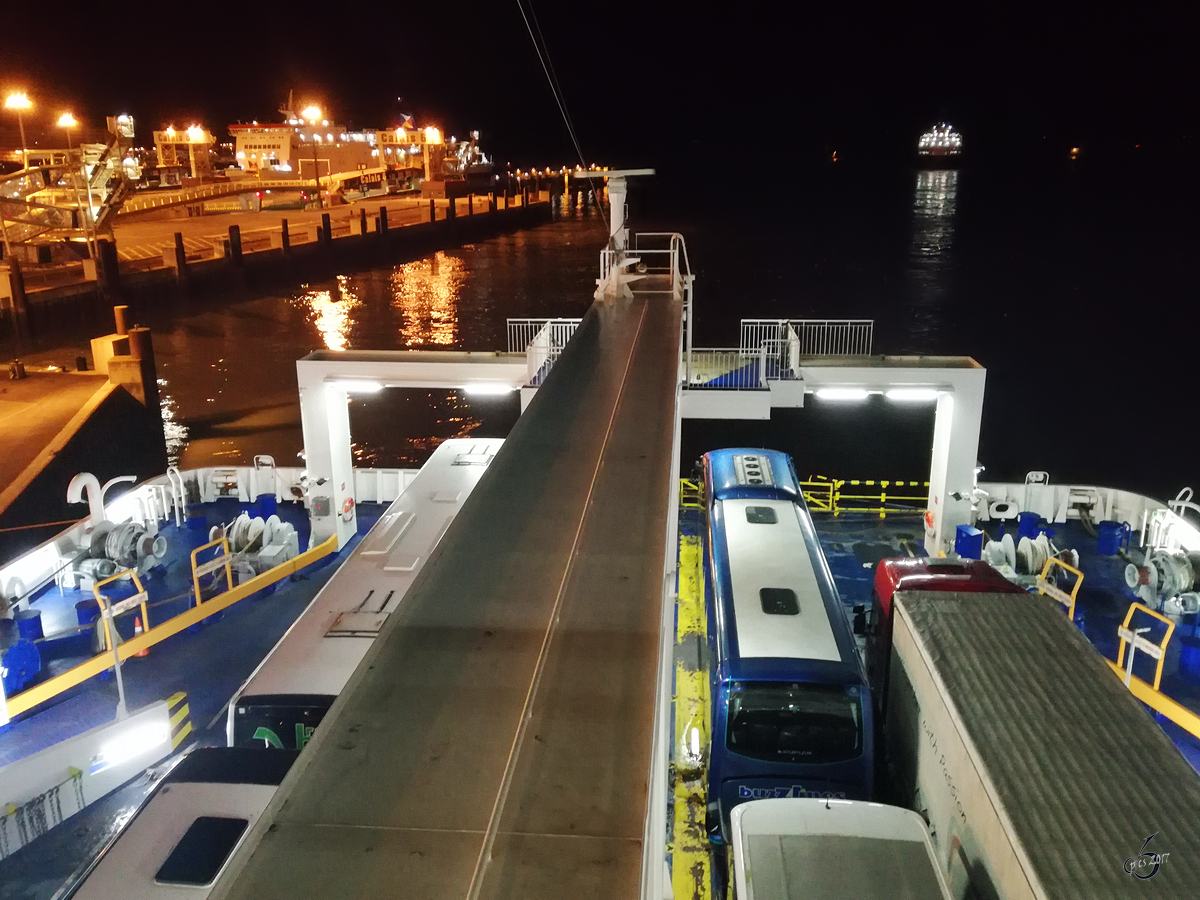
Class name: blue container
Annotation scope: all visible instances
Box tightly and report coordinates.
[1017,511,1042,540]
[955,524,984,559]
[255,493,277,518]
[1179,637,1200,683]
[75,599,101,627]
[1096,520,1130,556]
[185,504,208,532]
[13,608,43,642]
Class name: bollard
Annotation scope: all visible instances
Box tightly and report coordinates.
[228,224,243,267]
[281,218,291,252]
[468,193,474,216]
[360,209,368,235]
[321,213,332,244]
[379,205,388,234]
[173,232,187,287]
[428,198,435,223]
[97,238,121,299]
[114,303,129,335]
[7,258,29,336]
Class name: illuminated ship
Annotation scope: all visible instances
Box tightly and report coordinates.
[917,123,963,166]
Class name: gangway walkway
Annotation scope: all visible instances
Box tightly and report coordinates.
[213,284,682,898]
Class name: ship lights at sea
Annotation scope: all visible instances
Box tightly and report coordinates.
[918,123,963,156]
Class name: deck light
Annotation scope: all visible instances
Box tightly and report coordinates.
[886,388,940,402]
[462,384,516,396]
[333,381,384,394]
[815,388,870,401]
[90,721,170,774]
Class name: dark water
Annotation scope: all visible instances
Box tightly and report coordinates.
[138,214,606,469]
[653,152,1200,499]
[9,155,1198,499]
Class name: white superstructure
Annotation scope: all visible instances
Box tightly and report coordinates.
[226,438,502,747]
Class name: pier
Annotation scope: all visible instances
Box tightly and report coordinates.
[1,193,554,339]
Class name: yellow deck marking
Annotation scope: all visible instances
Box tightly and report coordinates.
[671,534,711,900]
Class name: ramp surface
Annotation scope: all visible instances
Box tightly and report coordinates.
[215,290,682,900]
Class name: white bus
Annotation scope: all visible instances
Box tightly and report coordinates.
[730,797,953,900]
[62,748,297,900]
[225,438,502,750]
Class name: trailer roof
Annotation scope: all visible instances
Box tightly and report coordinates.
[896,591,1200,899]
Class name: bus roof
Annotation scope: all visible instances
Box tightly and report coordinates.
[722,498,840,662]
[235,438,502,700]
[704,448,801,501]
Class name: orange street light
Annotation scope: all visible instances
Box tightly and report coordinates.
[5,92,33,170]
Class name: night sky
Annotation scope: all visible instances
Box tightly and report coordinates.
[2,2,1196,172]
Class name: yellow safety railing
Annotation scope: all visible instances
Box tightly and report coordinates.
[1115,602,1176,692]
[1105,660,1200,740]
[679,479,704,509]
[1037,557,1084,621]
[93,569,152,652]
[800,477,930,518]
[5,534,338,718]
[190,537,233,606]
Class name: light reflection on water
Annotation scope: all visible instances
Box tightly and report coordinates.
[141,214,606,469]
[391,252,466,347]
[295,275,362,352]
[903,169,959,351]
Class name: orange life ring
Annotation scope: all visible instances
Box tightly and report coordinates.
[341,497,355,522]
[924,509,936,530]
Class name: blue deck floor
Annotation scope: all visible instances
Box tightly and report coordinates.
[0,502,387,899]
[0,499,387,766]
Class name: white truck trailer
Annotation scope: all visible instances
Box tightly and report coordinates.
[879,573,1200,899]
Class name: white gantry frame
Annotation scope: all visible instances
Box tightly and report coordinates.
[297,350,527,548]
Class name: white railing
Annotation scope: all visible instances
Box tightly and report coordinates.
[507,318,581,385]
[598,232,693,302]
[976,479,1177,542]
[685,348,765,390]
[740,319,874,357]
[0,464,423,613]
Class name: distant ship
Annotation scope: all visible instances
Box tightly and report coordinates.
[917,123,963,167]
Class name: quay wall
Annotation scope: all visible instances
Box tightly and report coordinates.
[0,385,168,567]
[1,200,554,340]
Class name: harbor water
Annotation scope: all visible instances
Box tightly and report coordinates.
[4,152,1198,501]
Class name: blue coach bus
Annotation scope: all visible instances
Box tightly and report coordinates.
[700,448,875,843]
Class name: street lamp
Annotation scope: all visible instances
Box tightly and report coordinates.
[57,112,94,258]
[5,92,32,171]
[57,112,77,154]
[301,104,323,209]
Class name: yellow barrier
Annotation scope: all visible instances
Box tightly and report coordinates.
[190,537,233,606]
[168,691,193,749]
[1115,602,1176,692]
[679,478,704,510]
[1037,557,1084,621]
[1105,659,1200,741]
[671,533,711,900]
[800,477,930,518]
[93,569,151,652]
[6,534,338,718]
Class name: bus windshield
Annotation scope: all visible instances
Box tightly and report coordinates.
[727,682,862,764]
